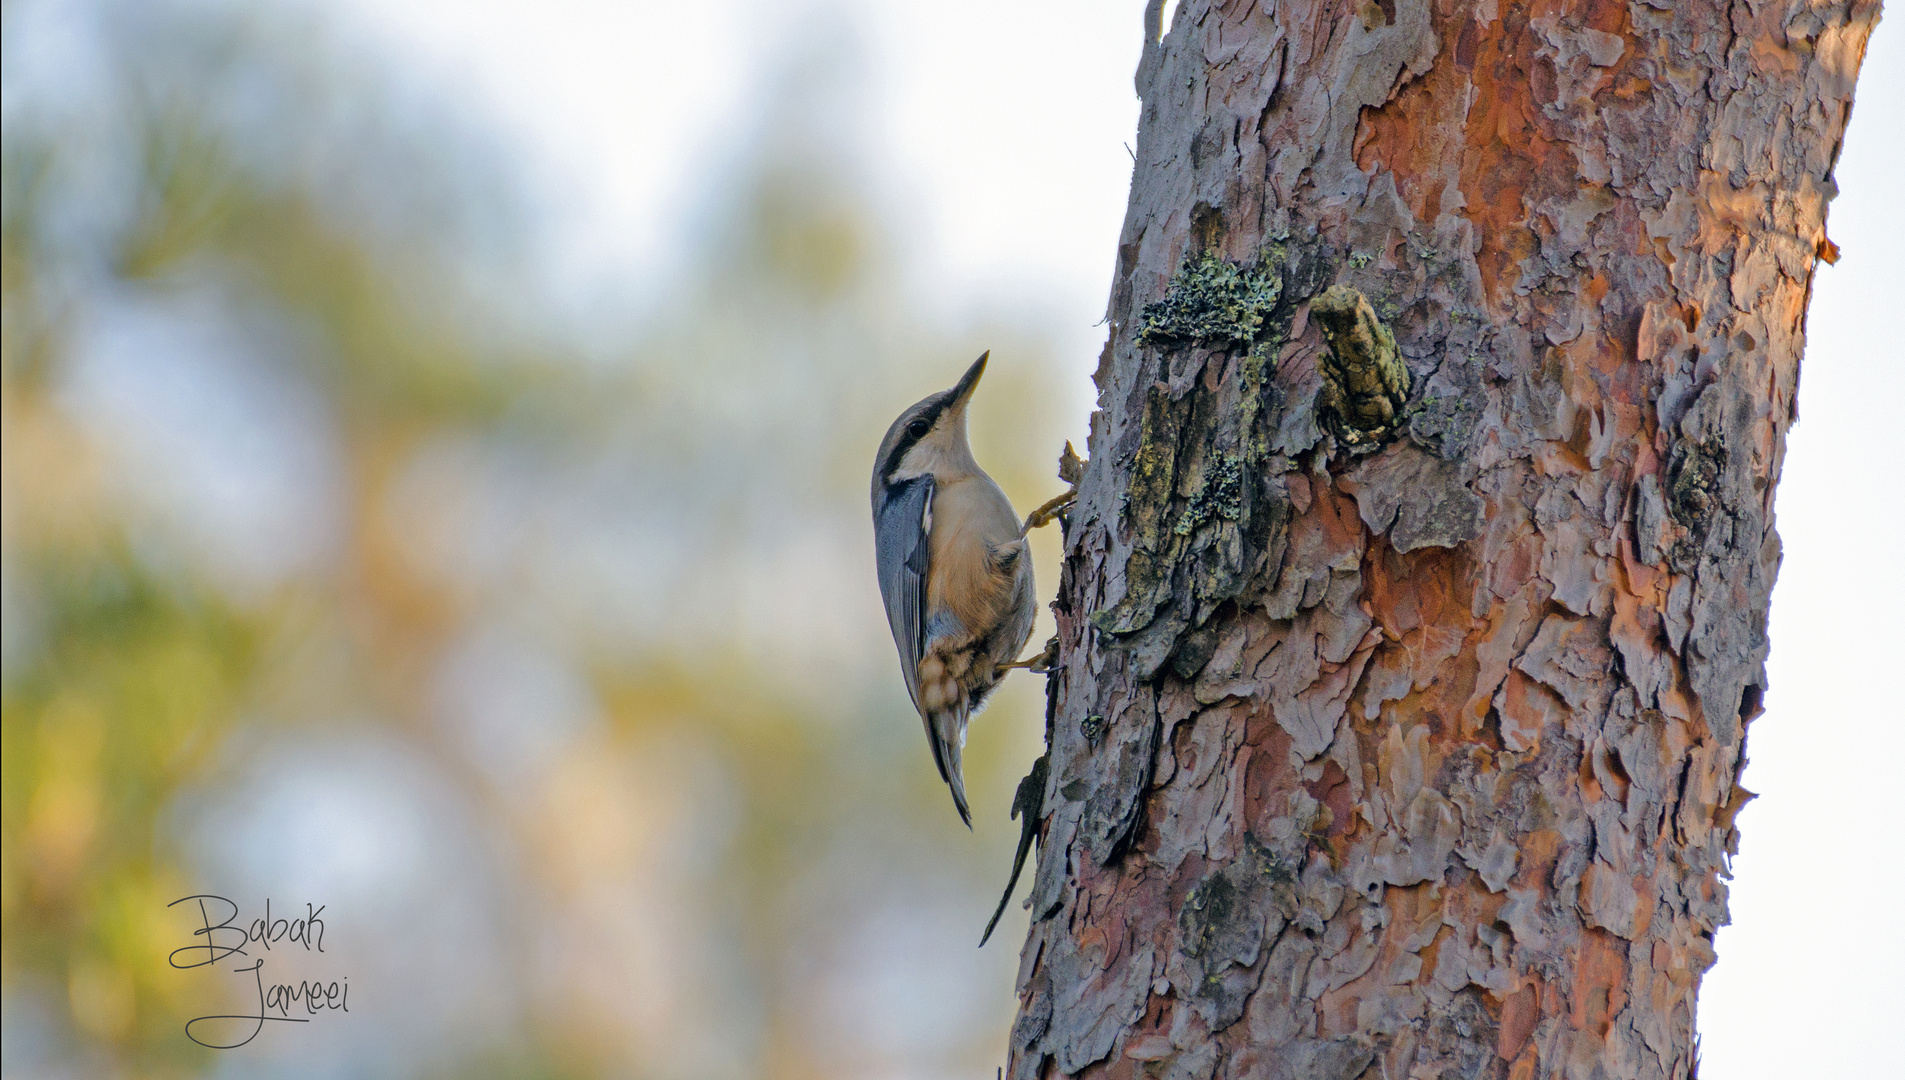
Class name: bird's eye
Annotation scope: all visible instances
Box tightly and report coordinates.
[908,418,932,438]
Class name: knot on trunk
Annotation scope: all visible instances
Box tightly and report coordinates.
[1311,284,1408,447]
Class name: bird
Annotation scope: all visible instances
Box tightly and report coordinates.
[871,352,1071,827]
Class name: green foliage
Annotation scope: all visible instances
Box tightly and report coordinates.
[1,547,257,1068]
[3,2,1062,1075]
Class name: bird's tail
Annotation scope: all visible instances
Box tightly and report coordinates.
[929,706,972,828]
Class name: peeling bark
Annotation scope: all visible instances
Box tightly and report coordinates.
[1010,0,1877,1077]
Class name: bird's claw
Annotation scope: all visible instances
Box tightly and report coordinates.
[997,635,1058,677]
[1019,489,1076,536]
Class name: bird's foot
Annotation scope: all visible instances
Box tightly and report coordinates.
[997,635,1059,676]
[1019,489,1076,535]
[1018,441,1086,537]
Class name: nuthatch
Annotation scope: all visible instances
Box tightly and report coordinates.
[872,353,1071,826]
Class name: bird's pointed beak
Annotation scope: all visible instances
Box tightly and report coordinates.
[950,351,988,410]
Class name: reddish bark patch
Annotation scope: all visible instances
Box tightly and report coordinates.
[1497,985,1540,1060]
[1304,758,1355,840]
[1570,929,1631,1035]
[1242,721,1296,835]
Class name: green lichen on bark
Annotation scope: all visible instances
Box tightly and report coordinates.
[1088,403,1255,644]
[1092,386,1185,636]
[1236,337,1281,461]
[1311,284,1409,446]
[1092,242,1320,664]
[1137,253,1283,349]
[1123,385,1183,545]
[1665,435,1727,570]
[1173,453,1245,536]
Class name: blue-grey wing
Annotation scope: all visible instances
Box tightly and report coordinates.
[875,476,934,714]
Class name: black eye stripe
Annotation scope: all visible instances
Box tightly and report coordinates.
[881,397,949,481]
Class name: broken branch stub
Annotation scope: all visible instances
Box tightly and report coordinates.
[1311,284,1408,447]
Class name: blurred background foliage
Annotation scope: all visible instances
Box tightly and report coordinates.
[1,1,1083,1076]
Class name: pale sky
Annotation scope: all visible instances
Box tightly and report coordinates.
[325,0,1147,376]
[320,2,1902,1075]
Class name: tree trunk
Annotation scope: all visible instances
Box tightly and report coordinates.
[1009,1,1878,1077]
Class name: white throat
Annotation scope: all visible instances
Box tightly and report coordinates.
[895,424,977,482]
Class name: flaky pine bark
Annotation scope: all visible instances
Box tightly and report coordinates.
[1009,1,1877,1078]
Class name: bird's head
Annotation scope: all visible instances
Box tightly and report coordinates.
[873,352,988,495]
